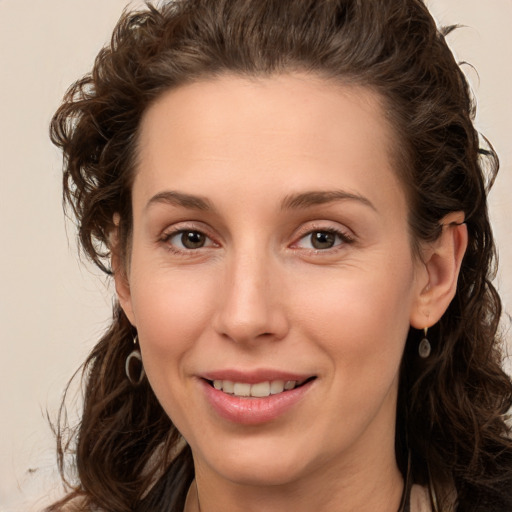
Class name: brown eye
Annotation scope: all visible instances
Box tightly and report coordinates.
[310,231,336,249]
[165,229,212,251]
[180,231,206,249]
[294,228,352,251]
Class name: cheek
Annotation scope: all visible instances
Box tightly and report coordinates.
[293,264,415,442]
[292,256,415,382]
[129,266,217,376]
[128,267,221,431]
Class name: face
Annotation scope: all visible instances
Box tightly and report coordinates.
[118,74,426,488]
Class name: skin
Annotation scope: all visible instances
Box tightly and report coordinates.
[115,74,467,512]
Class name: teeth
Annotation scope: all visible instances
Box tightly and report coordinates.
[233,382,251,397]
[251,381,270,397]
[270,380,285,394]
[284,380,296,390]
[223,380,235,394]
[212,379,301,397]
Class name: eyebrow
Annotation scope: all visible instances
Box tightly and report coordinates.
[145,190,213,212]
[145,189,376,213]
[281,190,377,212]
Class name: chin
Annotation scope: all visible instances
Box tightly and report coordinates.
[190,432,330,488]
[216,457,310,487]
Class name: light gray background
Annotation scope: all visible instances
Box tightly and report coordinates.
[1,1,511,510]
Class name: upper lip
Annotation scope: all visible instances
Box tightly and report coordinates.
[200,369,315,384]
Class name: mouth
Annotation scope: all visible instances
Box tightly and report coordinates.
[205,377,316,398]
[200,373,317,424]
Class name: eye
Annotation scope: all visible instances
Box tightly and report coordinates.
[295,229,352,250]
[165,229,214,250]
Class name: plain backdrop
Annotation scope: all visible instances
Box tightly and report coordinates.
[0,1,511,510]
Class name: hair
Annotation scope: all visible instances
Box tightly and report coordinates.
[48,0,512,510]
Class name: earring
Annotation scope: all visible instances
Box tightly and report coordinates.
[419,327,431,359]
[125,334,145,385]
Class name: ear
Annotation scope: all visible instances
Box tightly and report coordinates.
[111,214,136,326]
[410,212,468,329]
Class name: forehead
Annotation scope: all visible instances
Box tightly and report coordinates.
[135,73,405,216]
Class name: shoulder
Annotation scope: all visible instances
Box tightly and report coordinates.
[410,484,459,512]
[410,485,433,512]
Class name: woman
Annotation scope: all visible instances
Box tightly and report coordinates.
[48,0,512,510]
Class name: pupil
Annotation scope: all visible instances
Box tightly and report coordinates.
[182,231,205,249]
[312,231,335,249]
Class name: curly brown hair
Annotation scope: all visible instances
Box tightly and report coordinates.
[48,0,512,510]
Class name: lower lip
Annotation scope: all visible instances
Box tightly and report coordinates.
[200,379,314,425]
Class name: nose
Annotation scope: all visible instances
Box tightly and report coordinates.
[212,249,289,345]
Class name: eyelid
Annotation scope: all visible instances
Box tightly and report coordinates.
[157,220,354,254]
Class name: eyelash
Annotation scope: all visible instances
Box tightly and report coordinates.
[159,225,354,255]
[160,226,218,255]
[292,226,354,252]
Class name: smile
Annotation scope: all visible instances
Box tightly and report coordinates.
[201,375,316,424]
[210,379,309,398]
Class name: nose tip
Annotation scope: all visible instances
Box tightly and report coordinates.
[212,258,289,345]
[214,291,289,344]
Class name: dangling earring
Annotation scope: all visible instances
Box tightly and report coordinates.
[125,334,145,385]
[419,327,431,359]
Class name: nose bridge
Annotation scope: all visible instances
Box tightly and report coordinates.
[214,241,287,344]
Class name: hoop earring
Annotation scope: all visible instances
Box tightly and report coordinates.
[419,327,431,359]
[125,334,145,385]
